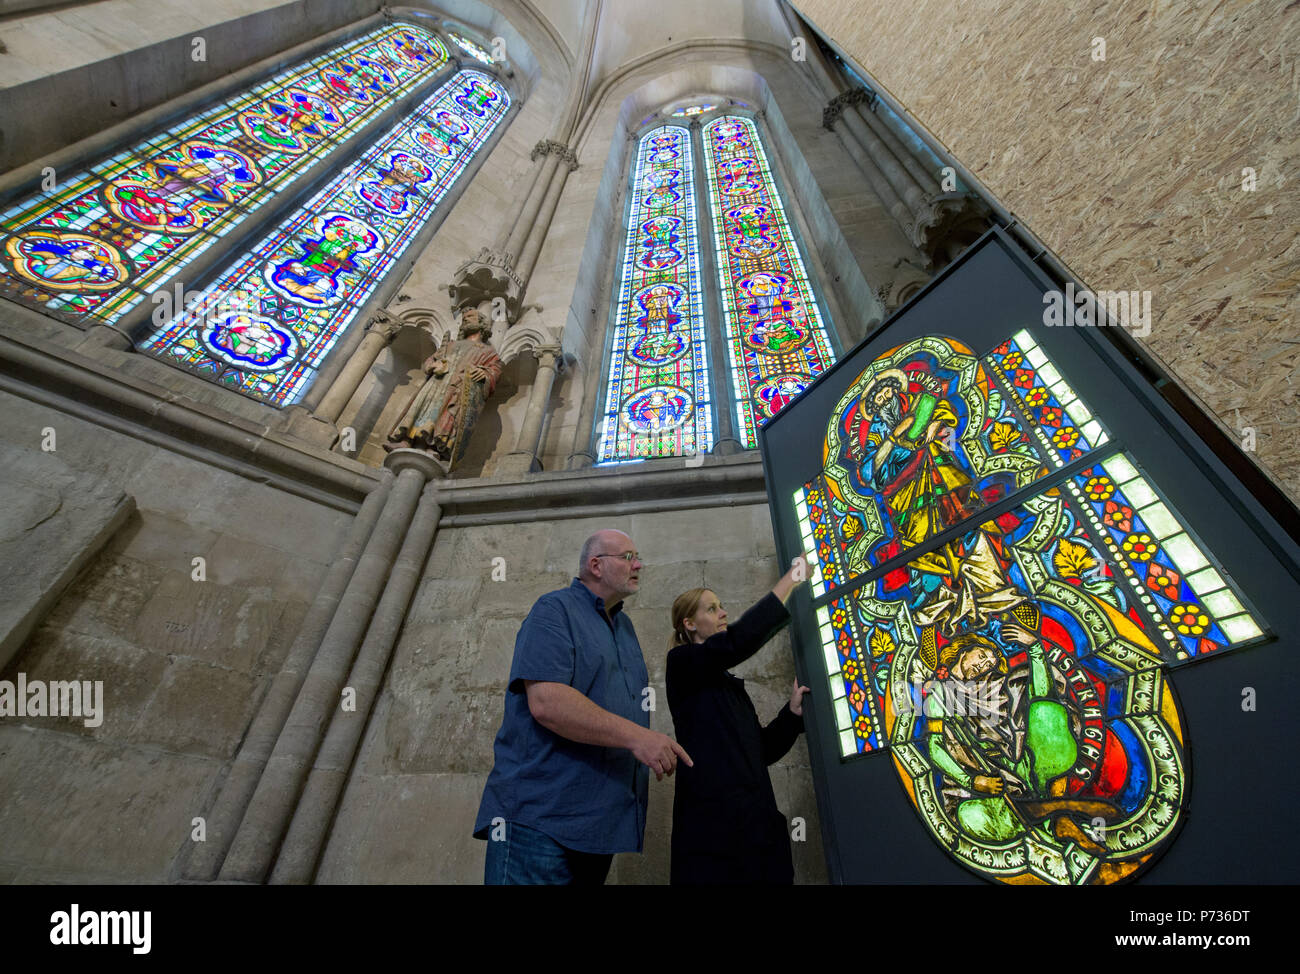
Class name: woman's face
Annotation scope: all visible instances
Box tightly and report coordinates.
[687,590,728,643]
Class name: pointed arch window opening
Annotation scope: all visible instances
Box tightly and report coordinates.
[141,68,511,406]
[595,108,839,464]
[702,114,837,449]
[0,22,453,329]
[0,20,518,408]
[595,123,713,464]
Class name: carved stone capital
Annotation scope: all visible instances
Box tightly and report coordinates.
[530,139,579,170]
[366,308,404,342]
[448,247,526,324]
[533,343,564,372]
[822,86,877,129]
[909,192,993,266]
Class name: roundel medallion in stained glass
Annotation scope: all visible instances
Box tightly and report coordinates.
[384,28,446,67]
[263,212,385,308]
[5,232,130,292]
[755,374,808,418]
[635,217,685,272]
[238,88,344,154]
[455,78,501,117]
[623,385,694,434]
[203,311,298,371]
[627,283,691,367]
[103,142,262,235]
[320,56,397,104]
[355,153,435,217]
[646,132,681,165]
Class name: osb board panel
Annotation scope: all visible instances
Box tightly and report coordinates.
[798,0,1300,503]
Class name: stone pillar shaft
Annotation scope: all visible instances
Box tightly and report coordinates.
[515,161,569,284]
[217,453,437,882]
[857,104,940,194]
[312,321,399,425]
[831,121,913,232]
[501,347,561,474]
[503,152,562,261]
[840,108,926,216]
[269,484,444,884]
[179,473,393,881]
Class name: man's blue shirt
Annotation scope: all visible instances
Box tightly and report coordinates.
[474,578,650,854]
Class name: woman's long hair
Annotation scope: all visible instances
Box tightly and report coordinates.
[669,588,710,649]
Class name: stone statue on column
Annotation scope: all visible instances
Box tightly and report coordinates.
[384,307,503,469]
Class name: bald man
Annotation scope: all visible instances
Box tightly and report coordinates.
[473,529,691,884]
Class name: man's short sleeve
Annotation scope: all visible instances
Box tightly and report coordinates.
[506,595,576,694]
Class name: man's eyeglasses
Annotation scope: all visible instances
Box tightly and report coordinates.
[595,551,640,563]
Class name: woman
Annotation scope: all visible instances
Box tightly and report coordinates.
[665,557,811,884]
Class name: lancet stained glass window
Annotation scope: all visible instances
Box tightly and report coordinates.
[0,23,449,329]
[791,330,1265,885]
[596,125,711,461]
[139,69,510,405]
[702,115,836,448]
[596,111,837,462]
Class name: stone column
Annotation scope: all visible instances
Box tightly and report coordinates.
[497,345,563,475]
[216,448,444,883]
[822,89,915,231]
[177,472,394,882]
[836,98,927,215]
[311,312,403,425]
[269,480,444,884]
[448,141,577,329]
[514,143,578,285]
[503,146,564,262]
[565,356,600,470]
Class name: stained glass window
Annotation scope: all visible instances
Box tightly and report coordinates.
[595,111,838,462]
[702,115,836,448]
[449,31,495,66]
[670,104,716,117]
[596,125,711,461]
[139,70,510,405]
[791,328,1265,885]
[0,23,449,329]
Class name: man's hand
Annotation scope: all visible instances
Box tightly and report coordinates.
[1001,621,1037,646]
[973,774,1004,795]
[630,728,693,781]
[470,365,489,382]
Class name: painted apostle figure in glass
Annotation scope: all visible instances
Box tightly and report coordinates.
[847,367,981,547]
[385,307,503,468]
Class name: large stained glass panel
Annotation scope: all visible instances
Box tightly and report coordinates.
[0,22,448,329]
[596,126,711,461]
[792,330,1265,886]
[139,70,509,405]
[794,334,1110,596]
[702,115,836,448]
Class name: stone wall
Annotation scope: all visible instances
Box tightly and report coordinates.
[315,505,828,884]
[796,0,1300,503]
[0,389,353,882]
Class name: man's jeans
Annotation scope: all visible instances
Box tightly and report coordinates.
[483,821,613,885]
